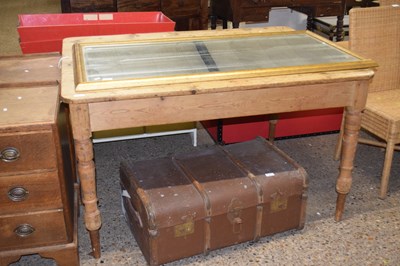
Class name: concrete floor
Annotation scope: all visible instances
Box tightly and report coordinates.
[12,129,400,265]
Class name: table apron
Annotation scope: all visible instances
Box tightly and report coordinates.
[88,80,365,132]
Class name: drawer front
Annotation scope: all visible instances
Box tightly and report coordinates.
[0,131,57,174]
[0,210,68,250]
[118,0,160,11]
[162,0,202,17]
[0,171,62,215]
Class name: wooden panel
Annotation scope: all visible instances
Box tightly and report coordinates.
[0,86,59,128]
[69,0,116,12]
[117,0,160,11]
[239,7,270,21]
[241,0,274,8]
[88,81,359,131]
[0,171,63,214]
[0,210,68,250]
[164,0,208,30]
[0,54,60,88]
[312,5,343,17]
[162,0,202,17]
[117,0,207,30]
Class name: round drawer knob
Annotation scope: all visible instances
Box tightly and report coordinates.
[1,147,20,162]
[14,224,35,237]
[8,187,29,201]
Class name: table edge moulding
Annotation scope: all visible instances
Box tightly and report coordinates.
[60,27,377,258]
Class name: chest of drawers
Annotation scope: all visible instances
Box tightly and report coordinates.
[0,55,78,266]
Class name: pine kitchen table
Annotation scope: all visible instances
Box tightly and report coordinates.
[60,27,377,258]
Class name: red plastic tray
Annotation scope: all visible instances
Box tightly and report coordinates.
[18,12,175,53]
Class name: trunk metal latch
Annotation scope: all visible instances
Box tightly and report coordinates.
[227,198,243,234]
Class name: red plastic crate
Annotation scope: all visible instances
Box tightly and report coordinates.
[19,40,62,54]
[18,12,175,54]
[202,108,343,144]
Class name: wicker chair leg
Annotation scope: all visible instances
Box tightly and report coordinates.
[379,140,396,199]
[334,114,345,160]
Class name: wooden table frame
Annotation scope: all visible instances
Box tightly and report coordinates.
[61,28,376,258]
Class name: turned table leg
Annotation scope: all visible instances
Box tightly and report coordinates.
[335,107,362,221]
[69,104,102,258]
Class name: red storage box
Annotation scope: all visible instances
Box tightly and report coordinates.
[18,12,175,54]
[202,108,343,144]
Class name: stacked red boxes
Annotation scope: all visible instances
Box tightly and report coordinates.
[202,108,343,144]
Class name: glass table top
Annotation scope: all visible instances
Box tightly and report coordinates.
[80,33,359,82]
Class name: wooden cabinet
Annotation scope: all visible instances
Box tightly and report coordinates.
[211,0,346,35]
[0,55,78,266]
[61,0,208,30]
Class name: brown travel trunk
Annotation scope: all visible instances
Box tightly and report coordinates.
[120,137,308,265]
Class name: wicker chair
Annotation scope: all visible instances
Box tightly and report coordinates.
[334,6,400,199]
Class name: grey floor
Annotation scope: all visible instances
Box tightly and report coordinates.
[12,128,400,265]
